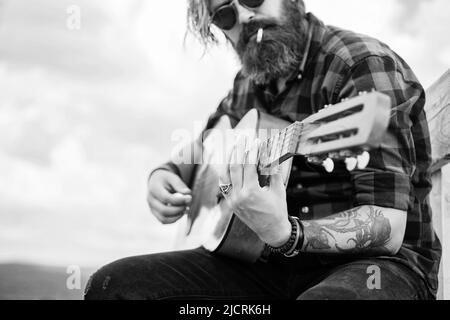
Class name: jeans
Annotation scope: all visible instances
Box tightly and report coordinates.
[84,248,432,300]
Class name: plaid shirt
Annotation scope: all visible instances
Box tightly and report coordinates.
[156,13,441,296]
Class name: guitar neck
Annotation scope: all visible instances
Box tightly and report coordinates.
[257,122,303,171]
[257,92,392,174]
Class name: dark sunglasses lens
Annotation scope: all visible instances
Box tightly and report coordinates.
[240,0,264,8]
[212,6,236,30]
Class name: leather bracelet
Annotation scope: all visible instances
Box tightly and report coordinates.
[284,217,301,257]
[268,216,298,255]
[284,217,304,258]
[297,219,305,251]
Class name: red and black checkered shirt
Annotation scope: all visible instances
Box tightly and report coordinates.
[156,13,441,296]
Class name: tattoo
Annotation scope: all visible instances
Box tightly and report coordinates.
[302,221,333,250]
[302,206,392,255]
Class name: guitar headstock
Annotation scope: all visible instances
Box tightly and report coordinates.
[298,91,391,170]
[259,91,391,173]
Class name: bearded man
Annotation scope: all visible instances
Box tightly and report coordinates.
[85,0,441,300]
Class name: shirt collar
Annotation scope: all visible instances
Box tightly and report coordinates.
[295,14,314,81]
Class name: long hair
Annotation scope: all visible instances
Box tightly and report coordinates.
[186,0,217,47]
[186,0,306,48]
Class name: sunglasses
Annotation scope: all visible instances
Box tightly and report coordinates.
[210,0,265,30]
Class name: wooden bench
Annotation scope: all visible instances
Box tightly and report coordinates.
[426,70,450,300]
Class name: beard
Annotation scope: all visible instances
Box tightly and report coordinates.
[235,1,307,86]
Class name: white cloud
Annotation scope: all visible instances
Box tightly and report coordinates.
[308,0,450,87]
[0,0,153,81]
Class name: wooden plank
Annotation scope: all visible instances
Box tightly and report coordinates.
[425,69,450,173]
[431,170,444,300]
[432,165,450,300]
[426,70,450,300]
[441,165,450,300]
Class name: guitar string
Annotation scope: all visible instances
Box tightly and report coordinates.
[192,107,400,191]
[196,105,400,177]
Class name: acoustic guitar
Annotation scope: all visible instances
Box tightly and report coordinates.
[175,92,391,263]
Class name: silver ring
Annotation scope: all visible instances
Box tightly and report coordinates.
[219,183,233,196]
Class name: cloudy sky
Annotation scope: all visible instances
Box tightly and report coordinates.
[0,0,449,268]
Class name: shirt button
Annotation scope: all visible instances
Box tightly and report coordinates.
[301,206,310,214]
[296,183,303,190]
[291,165,298,172]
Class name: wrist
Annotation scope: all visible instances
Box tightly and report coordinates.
[269,217,292,248]
[267,216,297,255]
[285,217,304,257]
[267,216,304,258]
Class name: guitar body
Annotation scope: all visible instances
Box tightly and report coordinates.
[175,92,391,263]
[182,109,293,263]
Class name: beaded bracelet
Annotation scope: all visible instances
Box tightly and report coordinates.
[284,217,304,258]
[268,216,299,255]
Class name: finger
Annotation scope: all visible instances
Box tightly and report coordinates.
[229,146,242,191]
[218,140,236,186]
[153,188,192,207]
[149,197,187,218]
[148,197,178,224]
[243,140,259,189]
[153,209,184,225]
[229,135,247,191]
[148,184,191,207]
[219,158,232,187]
[159,215,184,225]
[269,171,285,193]
[165,174,191,195]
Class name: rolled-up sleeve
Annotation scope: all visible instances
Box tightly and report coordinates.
[336,55,425,212]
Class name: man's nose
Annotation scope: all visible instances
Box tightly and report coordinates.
[234,2,256,25]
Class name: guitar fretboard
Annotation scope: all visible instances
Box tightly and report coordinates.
[258,122,303,170]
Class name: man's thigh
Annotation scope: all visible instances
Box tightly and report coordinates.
[296,259,431,300]
[84,248,294,300]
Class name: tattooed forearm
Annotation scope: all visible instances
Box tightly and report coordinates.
[302,206,394,256]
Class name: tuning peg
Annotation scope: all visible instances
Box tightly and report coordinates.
[357,151,371,169]
[322,158,335,173]
[345,157,358,171]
